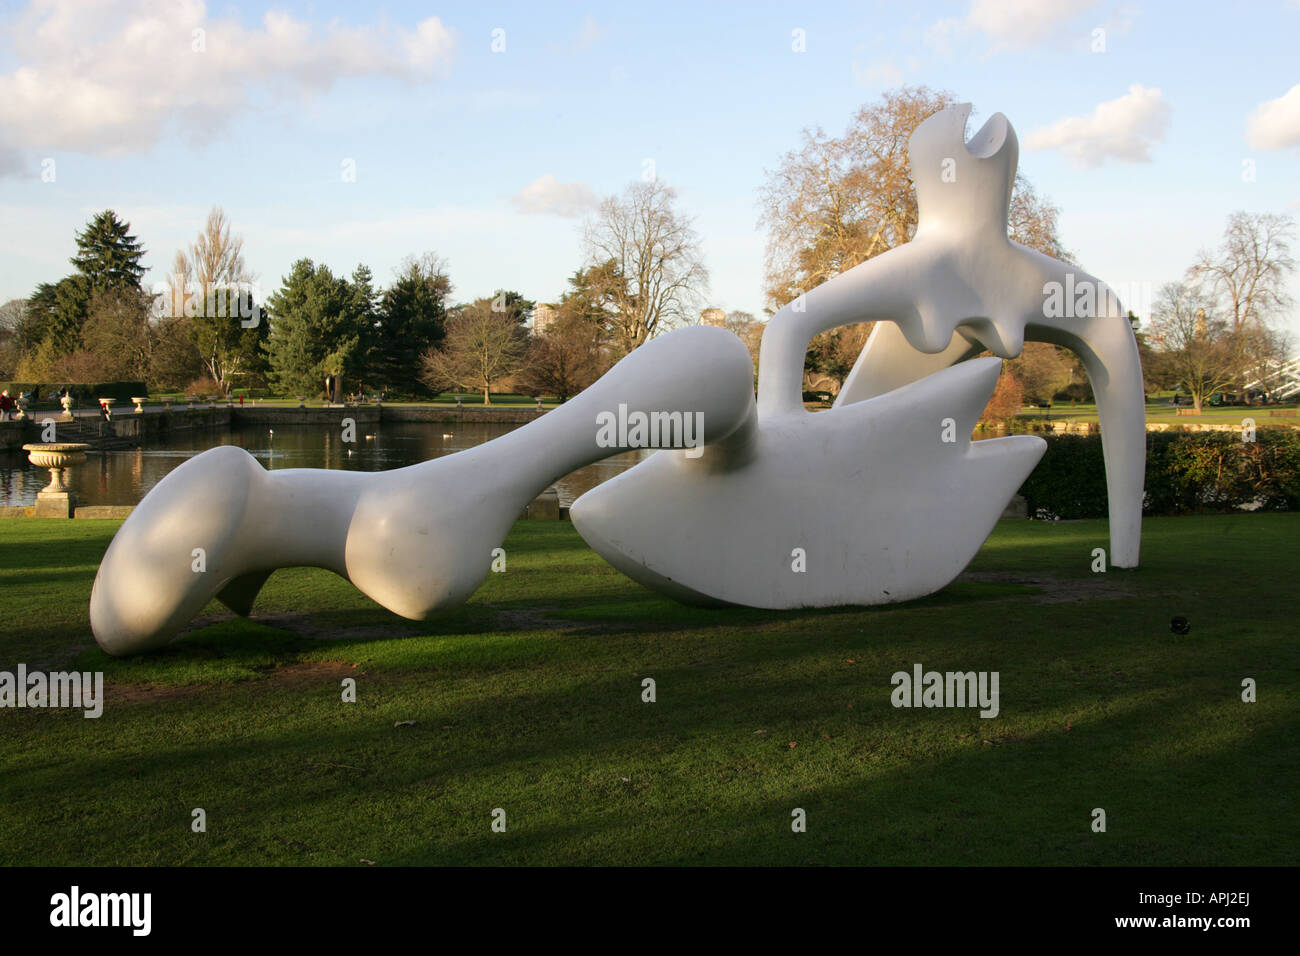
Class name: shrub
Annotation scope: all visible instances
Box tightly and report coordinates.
[87,381,147,402]
[4,381,146,403]
[1018,434,1109,519]
[1053,382,1092,403]
[1166,430,1300,512]
[1018,428,1300,519]
[184,375,222,398]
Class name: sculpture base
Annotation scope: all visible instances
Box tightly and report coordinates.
[34,490,77,518]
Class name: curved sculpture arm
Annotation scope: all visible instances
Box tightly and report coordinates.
[756,244,928,417]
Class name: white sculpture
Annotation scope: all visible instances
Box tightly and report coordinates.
[89,328,756,655]
[90,104,1144,653]
[571,357,1045,607]
[573,105,1145,610]
[774,105,1145,566]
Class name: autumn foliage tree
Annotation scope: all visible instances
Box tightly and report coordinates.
[979,371,1024,427]
[760,86,1072,395]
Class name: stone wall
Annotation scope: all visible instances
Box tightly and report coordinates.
[381,405,547,425]
[230,406,381,427]
[0,420,24,450]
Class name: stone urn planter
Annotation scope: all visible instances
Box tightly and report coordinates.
[22,442,90,518]
[132,396,147,413]
[97,397,116,412]
[60,394,75,418]
[14,395,29,420]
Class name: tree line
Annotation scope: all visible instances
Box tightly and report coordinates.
[0,176,712,404]
[1,86,1294,411]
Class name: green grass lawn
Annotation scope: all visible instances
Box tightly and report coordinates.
[1018,398,1298,425]
[1,514,1296,866]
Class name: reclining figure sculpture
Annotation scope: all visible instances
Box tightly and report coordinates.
[89,104,1144,655]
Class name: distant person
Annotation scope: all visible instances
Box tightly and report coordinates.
[239,394,244,406]
[0,389,12,421]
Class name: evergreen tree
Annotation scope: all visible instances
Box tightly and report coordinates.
[26,210,146,360]
[349,264,380,388]
[489,288,534,330]
[373,255,452,394]
[262,259,369,397]
[71,210,147,290]
[28,274,92,355]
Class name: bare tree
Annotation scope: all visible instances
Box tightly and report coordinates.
[582,179,709,356]
[1238,324,1293,401]
[1190,211,1295,336]
[0,299,27,377]
[420,297,527,404]
[1008,175,1072,263]
[168,207,259,393]
[514,311,604,403]
[1147,281,1240,413]
[0,298,26,332]
[722,310,764,378]
[1188,212,1296,403]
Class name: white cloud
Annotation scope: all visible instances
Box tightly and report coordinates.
[511,174,598,218]
[0,0,456,156]
[1025,85,1172,168]
[1247,84,1300,149]
[851,59,904,88]
[571,15,605,53]
[549,15,604,55]
[928,0,1101,52]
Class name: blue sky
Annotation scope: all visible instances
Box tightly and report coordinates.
[1,0,1297,337]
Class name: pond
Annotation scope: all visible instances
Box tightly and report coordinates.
[0,421,652,509]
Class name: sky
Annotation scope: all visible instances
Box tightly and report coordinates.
[1,0,1298,339]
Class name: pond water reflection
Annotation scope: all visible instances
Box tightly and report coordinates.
[0,422,652,509]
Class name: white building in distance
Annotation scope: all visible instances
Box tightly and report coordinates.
[533,303,558,335]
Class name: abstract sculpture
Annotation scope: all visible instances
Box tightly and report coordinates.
[571,104,1146,601]
[89,104,1144,655]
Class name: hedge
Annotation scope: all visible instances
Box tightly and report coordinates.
[0,382,44,400]
[0,381,147,403]
[1018,429,1300,519]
